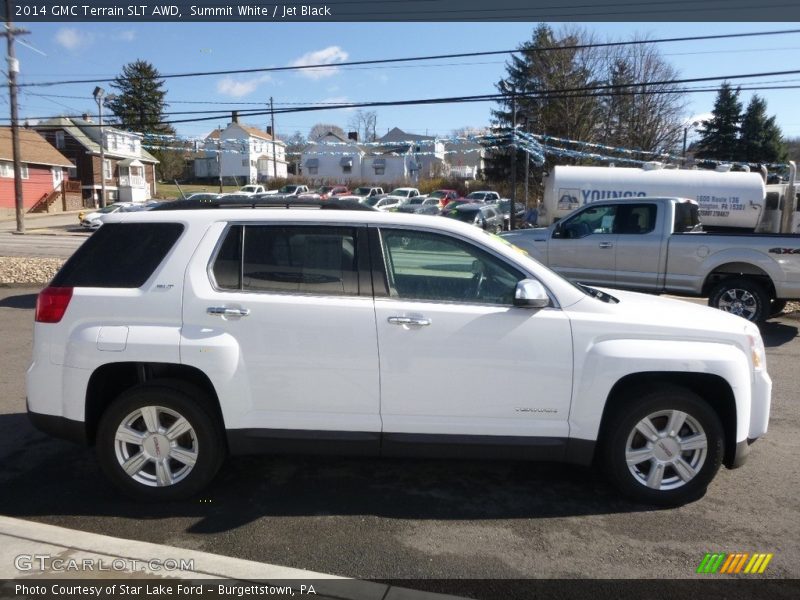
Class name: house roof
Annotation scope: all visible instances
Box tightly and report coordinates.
[0,127,73,168]
[207,123,286,145]
[34,117,159,163]
[378,127,436,143]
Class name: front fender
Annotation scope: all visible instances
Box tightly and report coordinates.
[569,338,751,445]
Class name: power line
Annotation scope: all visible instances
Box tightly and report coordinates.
[15,28,800,89]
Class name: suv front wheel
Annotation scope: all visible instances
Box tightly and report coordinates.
[602,386,724,506]
[96,382,225,500]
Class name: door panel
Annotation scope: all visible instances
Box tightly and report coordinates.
[182,223,381,435]
[375,228,573,441]
[611,203,662,291]
[548,204,618,286]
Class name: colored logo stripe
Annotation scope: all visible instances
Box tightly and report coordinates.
[697,552,773,574]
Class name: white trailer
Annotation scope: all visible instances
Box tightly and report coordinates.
[540,163,772,230]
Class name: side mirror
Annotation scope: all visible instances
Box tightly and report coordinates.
[514,279,550,308]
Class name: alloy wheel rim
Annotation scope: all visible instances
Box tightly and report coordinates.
[113,406,198,487]
[625,409,708,491]
[717,289,757,320]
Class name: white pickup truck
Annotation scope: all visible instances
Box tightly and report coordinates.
[504,197,800,322]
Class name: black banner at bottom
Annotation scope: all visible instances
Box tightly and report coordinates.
[1,579,799,600]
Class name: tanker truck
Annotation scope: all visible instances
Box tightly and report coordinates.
[539,163,785,232]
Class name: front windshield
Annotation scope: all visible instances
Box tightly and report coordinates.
[448,209,479,223]
[364,197,381,207]
[428,191,446,199]
[466,192,486,200]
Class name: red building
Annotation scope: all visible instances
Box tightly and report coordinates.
[0,127,74,216]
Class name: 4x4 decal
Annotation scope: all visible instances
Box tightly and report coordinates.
[768,247,800,254]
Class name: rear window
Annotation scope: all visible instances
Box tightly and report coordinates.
[51,223,184,288]
[674,202,701,233]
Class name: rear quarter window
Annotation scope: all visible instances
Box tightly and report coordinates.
[51,222,184,288]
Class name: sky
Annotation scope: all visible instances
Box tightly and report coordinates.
[8,21,800,146]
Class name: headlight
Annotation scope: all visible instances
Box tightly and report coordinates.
[745,326,766,371]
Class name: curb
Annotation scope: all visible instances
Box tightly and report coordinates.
[0,517,462,600]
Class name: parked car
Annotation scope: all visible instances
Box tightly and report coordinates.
[351,186,384,200]
[439,199,477,217]
[395,197,440,215]
[80,203,147,229]
[465,191,502,204]
[383,187,421,204]
[263,185,309,197]
[426,189,461,208]
[496,199,527,230]
[231,185,267,196]
[184,193,221,203]
[364,196,403,211]
[299,186,351,201]
[28,206,771,506]
[445,203,504,233]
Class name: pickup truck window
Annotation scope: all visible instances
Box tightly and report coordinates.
[674,202,701,232]
[616,204,657,235]
[380,229,523,305]
[213,225,359,296]
[560,205,617,239]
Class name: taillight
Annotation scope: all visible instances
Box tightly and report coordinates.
[35,286,73,323]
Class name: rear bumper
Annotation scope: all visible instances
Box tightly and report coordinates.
[27,407,87,446]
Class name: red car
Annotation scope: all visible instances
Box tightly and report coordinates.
[426,189,461,208]
[299,186,351,201]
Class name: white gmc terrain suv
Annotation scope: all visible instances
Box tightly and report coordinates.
[27,201,772,505]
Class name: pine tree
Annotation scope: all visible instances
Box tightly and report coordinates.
[695,83,742,161]
[106,60,174,136]
[740,95,787,163]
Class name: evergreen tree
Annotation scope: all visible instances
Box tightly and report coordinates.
[695,83,742,161]
[740,95,787,163]
[106,60,174,136]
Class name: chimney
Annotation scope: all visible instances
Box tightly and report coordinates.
[231,110,239,124]
[348,131,358,142]
[82,113,91,121]
[266,126,272,136]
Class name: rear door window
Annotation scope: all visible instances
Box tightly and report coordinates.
[212,225,360,296]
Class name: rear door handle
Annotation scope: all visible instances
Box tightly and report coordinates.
[207,306,250,317]
[598,242,614,249]
[388,316,431,327]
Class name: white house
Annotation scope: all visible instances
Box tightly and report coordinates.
[377,127,446,179]
[195,112,288,183]
[445,139,486,180]
[301,131,365,181]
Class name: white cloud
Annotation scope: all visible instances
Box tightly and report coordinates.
[289,46,349,80]
[216,74,272,98]
[119,30,136,42]
[322,96,355,111]
[54,28,92,51]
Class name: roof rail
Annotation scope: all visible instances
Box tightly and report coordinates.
[150,196,377,212]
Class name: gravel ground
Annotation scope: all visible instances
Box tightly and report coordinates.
[0,256,64,285]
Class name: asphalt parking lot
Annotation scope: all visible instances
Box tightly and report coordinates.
[0,286,798,581]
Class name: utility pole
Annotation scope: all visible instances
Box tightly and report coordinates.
[2,0,30,234]
[93,86,106,208]
[509,90,517,230]
[270,96,277,180]
[216,126,223,193]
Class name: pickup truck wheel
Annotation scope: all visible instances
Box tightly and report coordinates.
[96,383,225,500]
[770,299,788,317]
[603,387,724,506]
[708,278,770,322]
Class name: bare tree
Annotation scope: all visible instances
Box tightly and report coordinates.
[308,123,346,140]
[600,39,686,157]
[347,110,378,142]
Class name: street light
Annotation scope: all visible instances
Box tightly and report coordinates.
[682,120,700,167]
[93,86,106,208]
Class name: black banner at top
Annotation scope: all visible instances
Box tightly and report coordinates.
[4,0,800,22]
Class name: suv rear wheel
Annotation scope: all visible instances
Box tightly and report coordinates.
[96,382,225,500]
[602,386,724,506]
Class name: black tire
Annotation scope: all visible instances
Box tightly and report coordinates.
[770,299,788,317]
[96,381,225,500]
[602,386,724,506]
[708,277,770,323]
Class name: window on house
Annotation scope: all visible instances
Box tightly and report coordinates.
[343,165,352,174]
[242,159,248,167]
[128,138,136,153]
[374,167,385,175]
[55,131,65,149]
[68,167,77,179]
[0,161,13,177]
[103,159,112,180]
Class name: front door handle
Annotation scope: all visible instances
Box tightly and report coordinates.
[598,242,614,249]
[388,316,431,327]
[207,306,250,318]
